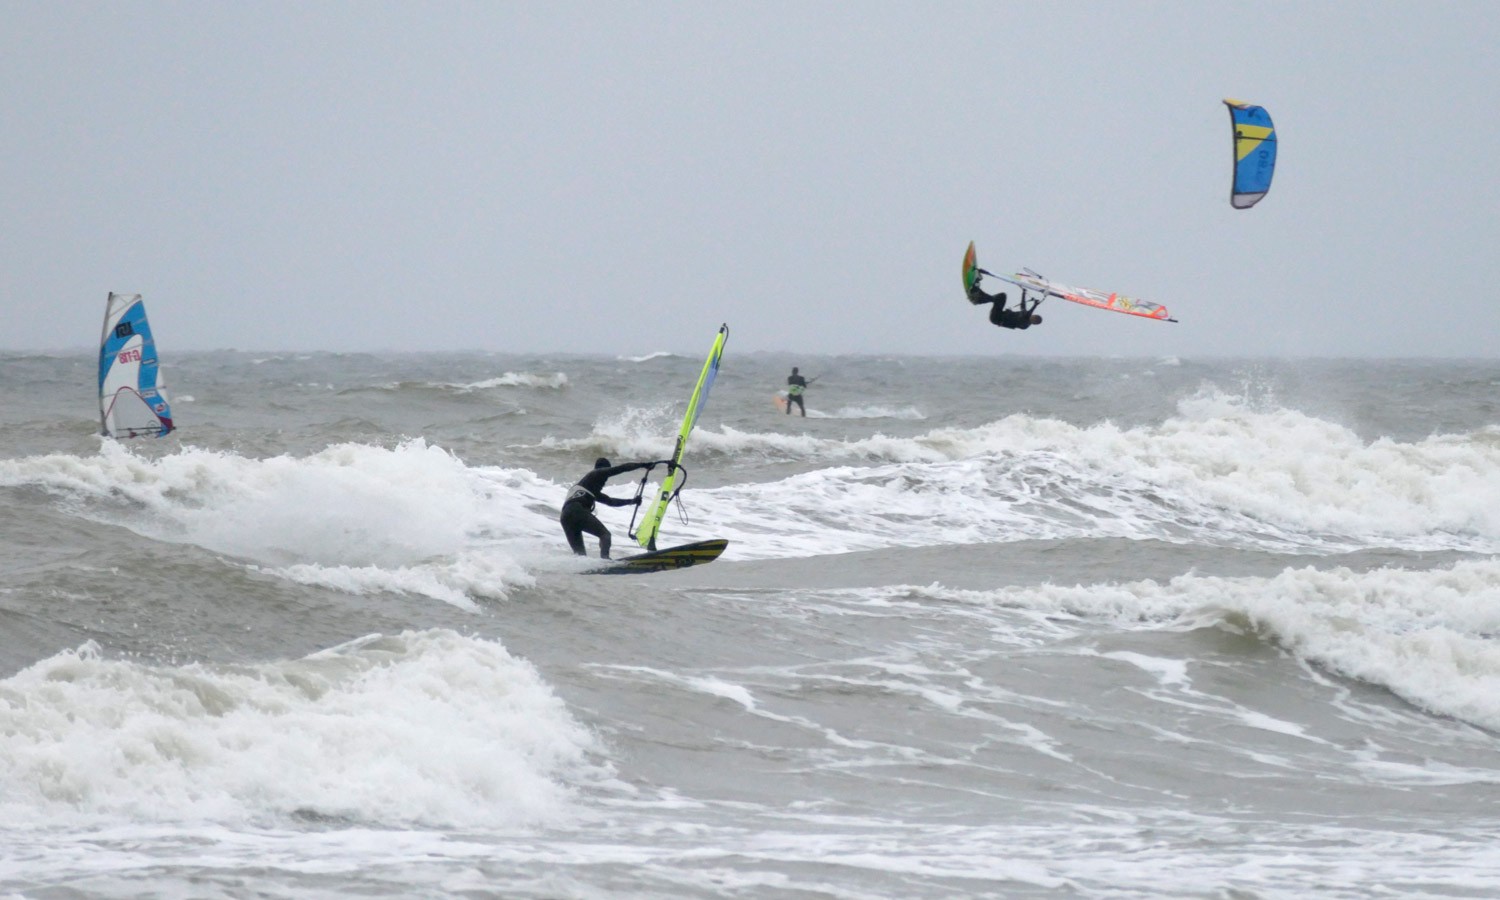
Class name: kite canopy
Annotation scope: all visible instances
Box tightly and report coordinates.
[1224,99,1277,209]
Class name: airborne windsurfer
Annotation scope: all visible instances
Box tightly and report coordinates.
[968,274,1043,330]
[560,457,671,558]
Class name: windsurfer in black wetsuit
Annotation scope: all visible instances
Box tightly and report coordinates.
[785,367,814,416]
[560,457,670,558]
[968,273,1043,330]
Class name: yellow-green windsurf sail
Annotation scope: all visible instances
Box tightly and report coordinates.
[636,324,728,550]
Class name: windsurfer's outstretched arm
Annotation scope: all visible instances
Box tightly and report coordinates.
[560,457,660,558]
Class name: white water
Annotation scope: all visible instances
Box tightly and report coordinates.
[4,354,1499,897]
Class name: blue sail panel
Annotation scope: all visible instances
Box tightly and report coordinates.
[1224,99,1277,209]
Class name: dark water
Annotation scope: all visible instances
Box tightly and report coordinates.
[2,350,1500,897]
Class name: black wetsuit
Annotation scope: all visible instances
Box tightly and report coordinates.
[559,462,651,558]
[786,374,807,416]
[969,284,1040,330]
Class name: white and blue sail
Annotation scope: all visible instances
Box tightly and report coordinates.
[99,292,175,438]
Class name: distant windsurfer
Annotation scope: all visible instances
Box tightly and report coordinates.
[968,274,1043,330]
[560,457,669,558]
[785,367,815,416]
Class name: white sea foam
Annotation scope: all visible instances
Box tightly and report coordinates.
[0,630,608,827]
[886,558,1500,734]
[535,403,684,460]
[271,550,537,612]
[544,405,953,464]
[697,396,1500,554]
[364,372,568,392]
[0,440,564,605]
[446,372,568,391]
[595,665,760,711]
[806,405,927,420]
[618,351,677,363]
[562,396,1500,553]
[8,387,1500,604]
[701,447,1500,561]
[1100,651,1191,687]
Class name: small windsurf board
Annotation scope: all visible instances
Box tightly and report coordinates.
[962,241,979,293]
[589,539,729,575]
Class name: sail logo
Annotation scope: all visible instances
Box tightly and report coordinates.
[117,348,142,364]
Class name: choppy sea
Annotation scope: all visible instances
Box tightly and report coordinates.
[3,349,1500,898]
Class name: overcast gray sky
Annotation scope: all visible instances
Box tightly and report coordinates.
[4,1,1498,357]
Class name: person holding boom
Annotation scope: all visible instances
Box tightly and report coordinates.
[968,271,1043,331]
[560,457,672,558]
[785,367,817,416]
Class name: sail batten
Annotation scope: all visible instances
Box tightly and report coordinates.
[635,324,728,551]
[99,292,174,438]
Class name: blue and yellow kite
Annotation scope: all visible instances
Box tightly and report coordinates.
[1223,99,1277,209]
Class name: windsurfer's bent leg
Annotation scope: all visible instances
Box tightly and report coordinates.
[988,292,1018,328]
[579,515,612,558]
[560,506,588,556]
